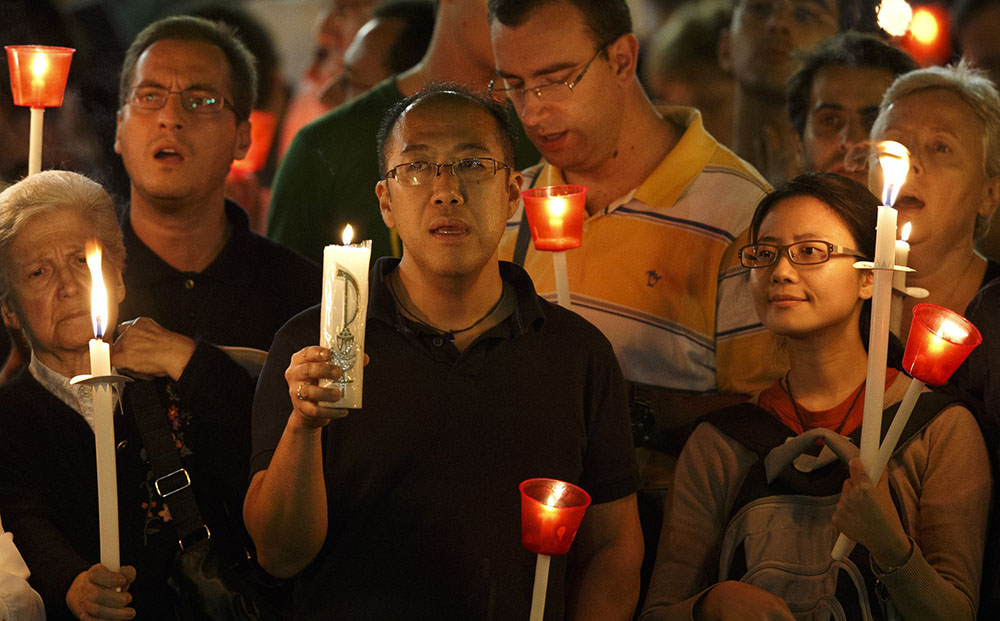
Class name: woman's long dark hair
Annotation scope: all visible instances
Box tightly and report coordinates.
[748,172,904,369]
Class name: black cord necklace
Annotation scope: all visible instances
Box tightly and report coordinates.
[389,274,507,336]
[782,371,865,435]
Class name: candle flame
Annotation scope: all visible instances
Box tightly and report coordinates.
[546,197,568,219]
[86,241,109,339]
[546,482,567,508]
[342,224,354,246]
[877,140,910,206]
[935,319,969,343]
[900,221,911,242]
[877,0,913,37]
[31,53,49,79]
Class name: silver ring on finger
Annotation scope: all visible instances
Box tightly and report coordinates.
[296,382,308,401]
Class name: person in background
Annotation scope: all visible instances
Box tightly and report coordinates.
[642,0,734,145]
[868,61,1000,339]
[245,85,642,619]
[786,31,916,187]
[318,0,435,105]
[267,0,540,264]
[642,173,991,620]
[720,0,857,186]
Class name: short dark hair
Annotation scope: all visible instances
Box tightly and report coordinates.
[119,15,258,121]
[749,172,903,366]
[376,84,517,176]
[488,0,632,49]
[373,0,436,74]
[787,31,917,137]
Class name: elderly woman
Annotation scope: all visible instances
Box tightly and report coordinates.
[0,171,255,620]
[869,61,1000,337]
[642,173,991,620]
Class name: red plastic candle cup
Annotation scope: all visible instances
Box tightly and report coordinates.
[902,303,982,386]
[519,478,591,556]
[6,46,75,108]
[521,185,587,251]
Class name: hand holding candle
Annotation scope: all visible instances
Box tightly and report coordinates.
[320,225,371,409]
[521,185,587,309]
[520,478,591,621]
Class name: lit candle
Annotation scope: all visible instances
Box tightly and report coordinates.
[836,141,909,561]
[85,242,119,572]
[5,46,75,176]
[320,225,371,409]
[520,186,587,309]
[519,478,591,621]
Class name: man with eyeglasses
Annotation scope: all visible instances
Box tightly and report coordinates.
[245,85,642,618]
[489,1,781,442]
[110,17,321,613]
[267,0,540,265]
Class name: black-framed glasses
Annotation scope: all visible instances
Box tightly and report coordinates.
[128,86,238,116]
[384,157,512,186]
[739,240,865,268]
[488,45,608,107]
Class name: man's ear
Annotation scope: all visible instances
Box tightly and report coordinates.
[506,170,523,219]
[376,180,395,229]
[608,33,640,85]
[113,271,126,305]
[1,300,21,332]
[718,28,733,74]
[981,174,1000,221]
[233,119,252,160]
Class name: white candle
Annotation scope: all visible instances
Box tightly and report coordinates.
[320,225,371,409]
[27,53,49,176]
[86,243,119,572]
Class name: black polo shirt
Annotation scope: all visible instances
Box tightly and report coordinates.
[251,258,639,620]
[119,200,321,351]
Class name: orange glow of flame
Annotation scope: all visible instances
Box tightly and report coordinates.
[342,224,354,246]
[546,482,567,508]
[30,53,48,79]
[900,221,911,242]
[86,241,108,339]
[877,0,913,37]
[546,197,568,219]
[910,8,939,45]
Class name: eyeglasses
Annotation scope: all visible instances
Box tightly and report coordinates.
[488,45,608,107]
[128,86,238,116]
[384,157,512,186]
[739,240,865,268]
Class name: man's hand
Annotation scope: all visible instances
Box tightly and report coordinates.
[833,458,911,571]
[696,581,795,621]
[285,346,352,429]
[112,317,196,381]
[66,564,136,620]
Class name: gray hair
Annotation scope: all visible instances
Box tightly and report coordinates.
[0,171,125,304]
[871,60,1000,238]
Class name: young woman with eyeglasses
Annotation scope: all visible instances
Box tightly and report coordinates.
[641,173,991,621]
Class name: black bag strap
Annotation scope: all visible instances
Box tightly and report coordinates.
[512,166,545,267]
[126,381,210,550]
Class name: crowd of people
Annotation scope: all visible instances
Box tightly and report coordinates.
[2,0,1000,619]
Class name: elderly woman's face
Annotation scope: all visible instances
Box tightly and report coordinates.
[872,88,999,254]
[1,208,123,358]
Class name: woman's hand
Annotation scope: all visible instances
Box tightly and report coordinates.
[285,346,351,429]
[66,564,136,620]
[696,581,795,620]
[833,458,911,571]
[112,317,196,381]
